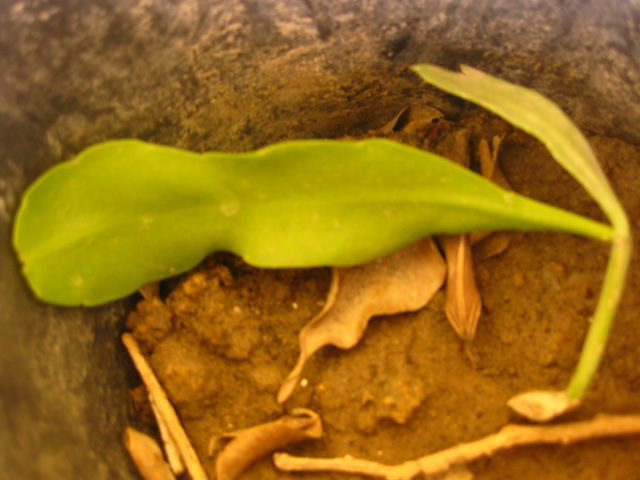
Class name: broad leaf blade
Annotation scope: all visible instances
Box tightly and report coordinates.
[14,138,612,306]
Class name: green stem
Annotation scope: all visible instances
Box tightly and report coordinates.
[567,218,631,398]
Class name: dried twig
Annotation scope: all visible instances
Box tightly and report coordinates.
[274,414,640,480]
[122,333,209,480]
[124,427,177,480]
[149,397,185,476]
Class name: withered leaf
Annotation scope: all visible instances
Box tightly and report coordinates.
[440,234,482,344]
[211,408,322,480]
[379,104,445,134]
[436,128,482,352]
[472,231,512,262]
[470,135,513,252]
[478,135,510,190]
[278,237,446,403]
[123,427,177,480]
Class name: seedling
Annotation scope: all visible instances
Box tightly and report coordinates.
[411,64,631,420]
[12,65,629,421]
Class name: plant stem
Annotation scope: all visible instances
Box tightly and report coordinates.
[567,219,632,398]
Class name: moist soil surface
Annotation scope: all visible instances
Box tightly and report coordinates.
[125,111,640,480]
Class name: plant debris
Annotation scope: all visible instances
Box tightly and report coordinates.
[274,414,640,480]
[210,409,322,480]
[430,128,483,354]
[278,236,446,402]
[440,233,482,361]
[122,333,208,480]
[124,427,177,480]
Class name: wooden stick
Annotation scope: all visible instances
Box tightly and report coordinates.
[122,333,209,480]
[149,396,186,476]
[274,414,640,480]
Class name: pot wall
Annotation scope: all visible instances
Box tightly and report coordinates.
[1,1,638,478]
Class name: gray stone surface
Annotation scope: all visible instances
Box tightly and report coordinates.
[1,1,639,479]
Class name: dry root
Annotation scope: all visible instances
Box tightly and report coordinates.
[274,414,640,480]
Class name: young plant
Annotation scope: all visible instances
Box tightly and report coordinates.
[12,66,627,421]
[412,64,631,421]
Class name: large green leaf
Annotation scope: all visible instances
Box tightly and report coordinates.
[14,138,611,306]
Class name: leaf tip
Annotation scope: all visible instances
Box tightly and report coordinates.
[459,64,485,78]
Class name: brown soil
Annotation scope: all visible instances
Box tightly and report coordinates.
[125,111,640,480]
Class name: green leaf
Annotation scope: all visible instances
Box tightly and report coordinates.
[14,138,612,306]
[411,64,626,230]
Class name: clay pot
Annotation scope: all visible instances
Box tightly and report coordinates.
[1,1,638,478]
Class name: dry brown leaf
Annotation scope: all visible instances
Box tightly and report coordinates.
[379,104,445,134]
[435,128,482,354]
[439,132,514,350]
[278,237,446,403]
[440,234,482,345]
[470,135,513,248]
[210,408,322,480]
[471,232,511,261]
[478,135,511,190]
[123,427,177,480]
